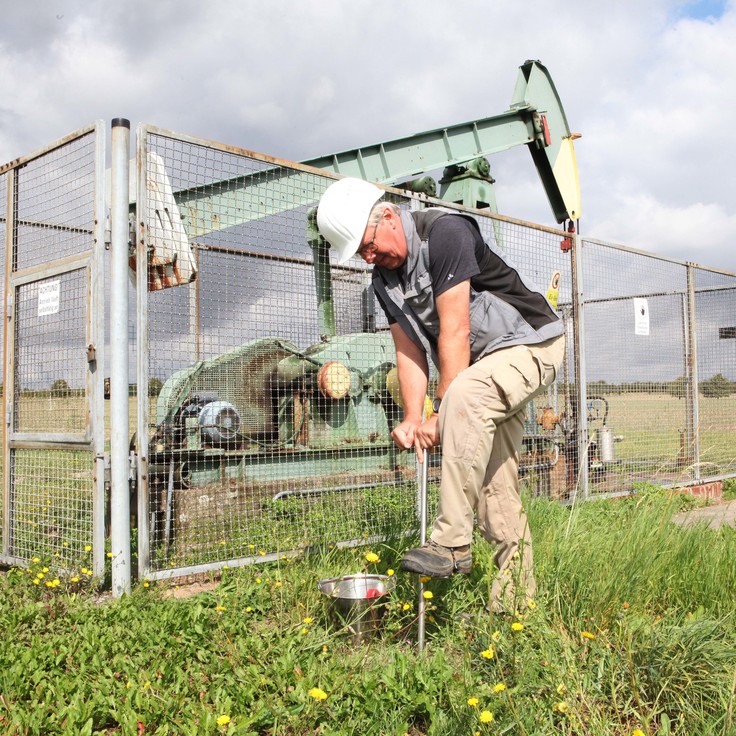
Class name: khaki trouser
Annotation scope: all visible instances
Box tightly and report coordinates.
[431,334,565,610]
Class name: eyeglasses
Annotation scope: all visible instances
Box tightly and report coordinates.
[357,218,381,260]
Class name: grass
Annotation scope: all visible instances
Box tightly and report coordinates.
[1,488,735,735]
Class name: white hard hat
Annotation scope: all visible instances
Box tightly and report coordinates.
[316,177,383,264]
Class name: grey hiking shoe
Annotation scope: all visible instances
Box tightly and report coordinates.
[400,539,472,577]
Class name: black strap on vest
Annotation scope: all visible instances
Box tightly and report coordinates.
[411,208,447,241]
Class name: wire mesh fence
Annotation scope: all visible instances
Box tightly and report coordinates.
[0,124,105,572]
[1,121,735,584]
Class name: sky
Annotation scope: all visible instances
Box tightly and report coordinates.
[0,0,735,273]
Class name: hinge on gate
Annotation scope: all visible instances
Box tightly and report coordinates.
[101,452,111,492]
[128,451,137,482]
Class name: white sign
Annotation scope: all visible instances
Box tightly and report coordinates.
[38,280,61,317]
[634,298,649,336]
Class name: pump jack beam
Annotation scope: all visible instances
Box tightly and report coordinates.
[161,60,579,239]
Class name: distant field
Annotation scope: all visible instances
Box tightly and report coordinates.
[8,391,736,469]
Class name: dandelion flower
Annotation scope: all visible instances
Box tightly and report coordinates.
[303,617,313,624]
[308,687,328,701]
[387,568,395,576]
[255,577,262,584]
[32,557,40,563]
[527,599,537,609]
[422,590,433,600]
[106,552,113,558]
[467,697,479,707]
[215,605,226,612]
[556,683,567,695]
[85,545,91,552]
[581,631,595,640]
[553,701,568,713]
[493,682,506,693]
[479,710,494,723]
[632,730,645,736]
[365,551,380,563]
[480,648,494,659]
[245,606,252,613]
[216,714,230,726]
[402,603,412,611]
[511,622,524,632]
[71,576,79,583]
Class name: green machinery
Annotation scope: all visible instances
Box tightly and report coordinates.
[146,60,581,507]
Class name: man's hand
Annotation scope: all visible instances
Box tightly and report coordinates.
[391,414,439,463]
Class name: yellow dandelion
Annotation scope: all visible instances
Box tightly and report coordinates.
[632,730,645,736]
[215,605,226,612]
[527,599,537,609]
[300,628,308,634]
[36,572,44,579]
[581,631,596,640]
[216,715,230,727]
[303,617,313,624]
[493,682,506,692]
[258,550,265,556]
[556,683,567,695]
[511,622,524,632]
[479,710,494,723]
[42,567,49,573]
[274,581,282,588]
[33,579,40,585]
[481,648,494,659]
[85,545,91,552]
[365,551,380,563]
[255,577,262,584]
[143,582,150,588]
[467,697,479,707]
[32,557,40,563]
[387,568,395,576]
[106,552,113,558]
[422,590,433,600]
[402,603,412,611]
[322,645,328,653]
[70,576,79,583]
[308,687,328,701]
[245,606,252,613]
[554,701,568,713]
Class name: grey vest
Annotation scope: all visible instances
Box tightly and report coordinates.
[372,209,564,368]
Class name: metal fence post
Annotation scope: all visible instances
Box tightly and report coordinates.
[110,119,131,596]
[685,263,701,479]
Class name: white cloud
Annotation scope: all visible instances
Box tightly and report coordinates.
[0,0,734,273]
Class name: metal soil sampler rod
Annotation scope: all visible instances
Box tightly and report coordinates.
[417,453,428,651]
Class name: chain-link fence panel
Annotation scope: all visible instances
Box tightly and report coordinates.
[578,240,736,495]
[1,124,105,572]
[693,267,736,478]
[136,128,574,578]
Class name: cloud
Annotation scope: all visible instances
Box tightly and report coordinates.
[0,0,735,274]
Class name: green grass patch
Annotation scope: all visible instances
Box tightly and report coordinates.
[1,491,734,735]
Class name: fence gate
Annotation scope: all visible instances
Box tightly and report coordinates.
[0,123,106,576]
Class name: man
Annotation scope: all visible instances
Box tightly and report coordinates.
[316,177,565,611]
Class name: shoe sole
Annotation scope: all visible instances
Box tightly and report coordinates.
[399,559,472,577]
